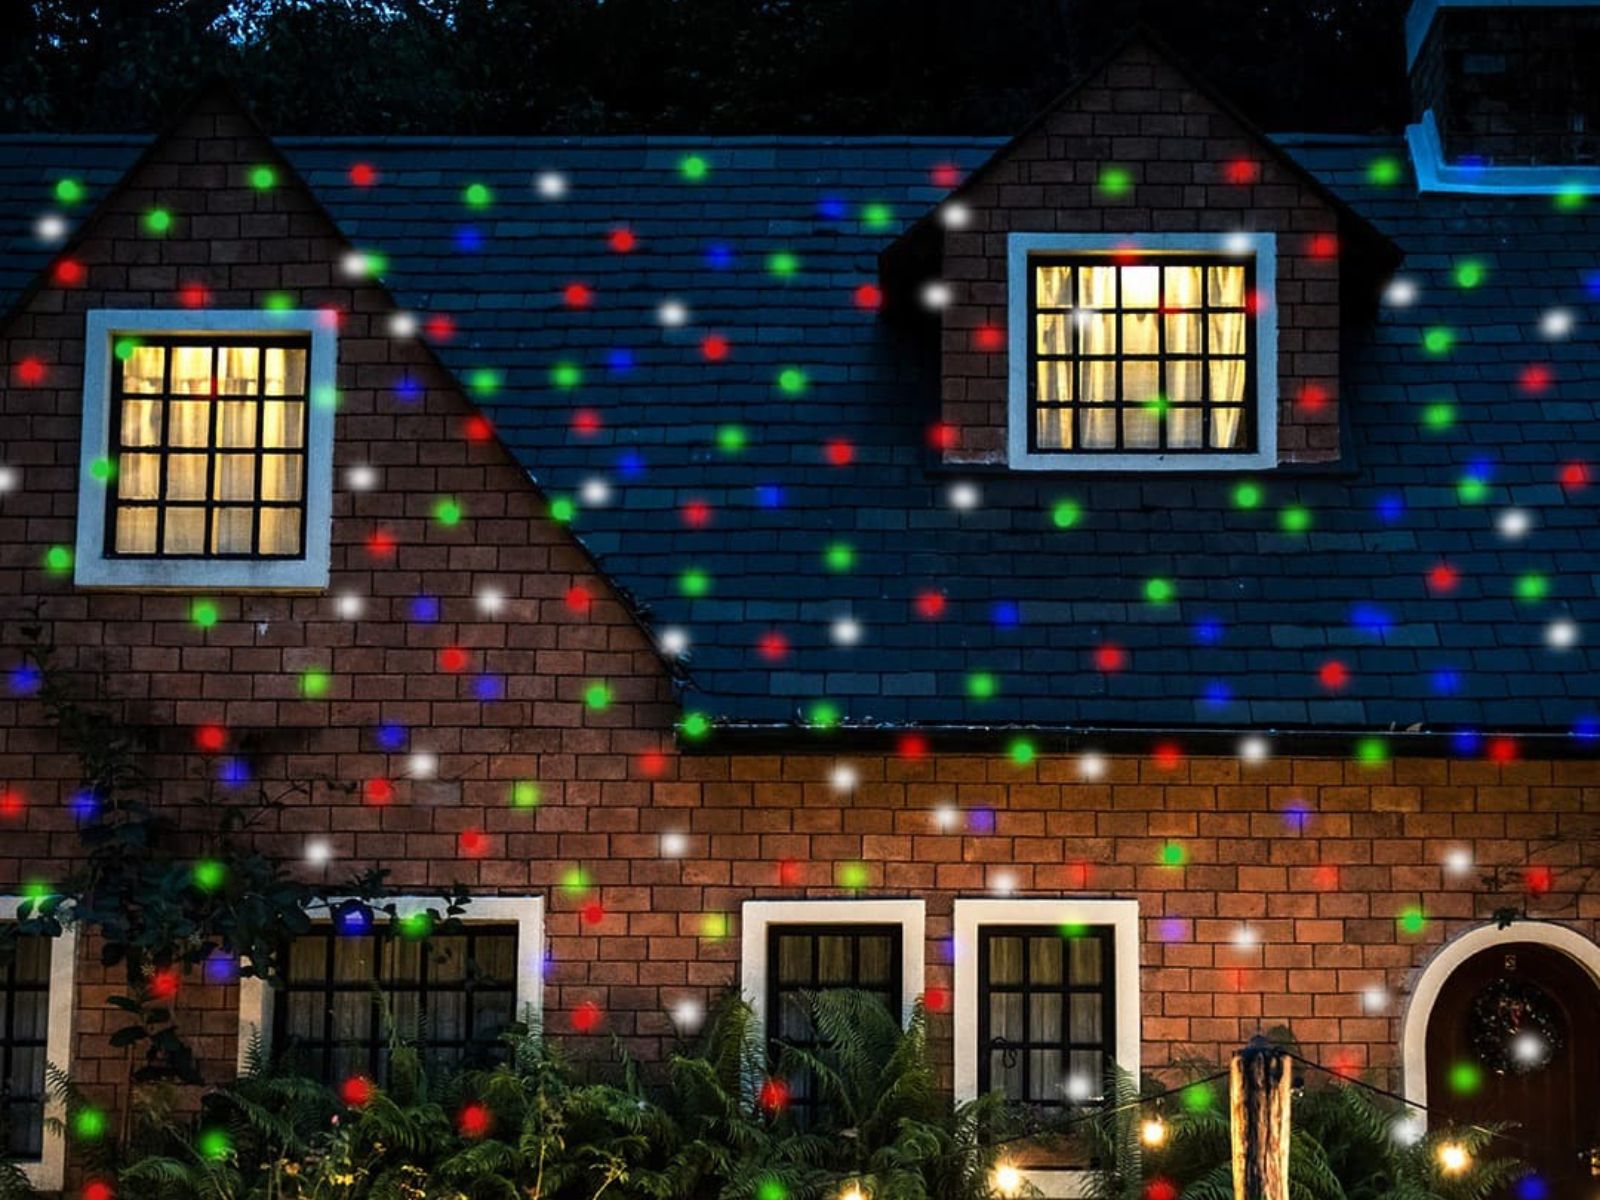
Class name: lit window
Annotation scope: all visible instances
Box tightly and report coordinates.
[0,902,77,1191]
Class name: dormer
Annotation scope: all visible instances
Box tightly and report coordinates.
[882,35,1397,472]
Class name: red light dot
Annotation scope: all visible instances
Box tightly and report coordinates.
[0,790,24,819]
[463,415,494,442]
[1520,364,1553,394]
[608,226,636,253]
[424,314,455,342]
[757,631,789,662]
[1308,233,1339,259]
[457,1102,491,1138]
[682,499,712,528]
[1094,644,1127,673]
[573,409,601,436]
[825,439,855,467]
[563,282,593,308]
[364,778,393,805]
[915,591,946,619]
[1428,563,1460,593]
[927,422,958,451]
[52,258,84,286]
[367,529,396,558]
[195,724,226,753]
[459,829,488,857]
[178,281,211,308]
[338,1075,373,1107]
[565,585,592,613]
[1224,157,1260,185]
[1560,461,1589,491]
[83,1180,114,1200]
[974,324,1004,352]
[1319,660,1349,690]
[854,283,883,310]
[581,901,606,926]
[1152,742,1183,770]
[439,647,468,672]
[1298,383,1329,413]
[1526,865,1553,895]
[1488,736,1519,763]
[1146,1179,1179,1200]
[778,858,804,886]
[701,334,729,361]
[931,162,962,188]
[572,999,604,1034]
[1062,862,1091,890]
[897,733,928,760]
[15,357,46,386]
[924,986,950,1013]
[1313,864,1340,890]
[758,1077,789,1114]
[149,968,180,1000]
[1329,1049,1361,1080]
[639,749,667,777]
[1244,289,1269,316]
[349,162,378,188]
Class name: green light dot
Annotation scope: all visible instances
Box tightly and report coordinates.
[1098,165,1133,197]
[1453,259,1486,289]
[192,859,226,892]
[1051,499,1082,529]
[550,361,582,390]
[1422,402,1456,431]
[757,1178,788,1200]
[1145,577,1174,605]
[54,178,84,205]
[767,251,799,278]
[114,337,140,361]
[1448,1060,1482,1095]
[43,546,72,575]
[399,911,432,939]
[511,781,540,808]
[1058,921,1088,938]
[72,1108,107,1140]
[1355,737,1388,766]
[699,911,728,939]
[197,1129,232,1162]
[1457,475,1488,504]
[249,164,277,191]
[717,425,747,453]
[861,202,893,231]
[1233,481,1262,509]
[192,599,219,629]
[1159,841,1188,867]
[584,681,611,710]
[1008,738,1035,765]
[143,208,172,235]
[680,568,710,597]
[679,154,709,182]
[777,367,807,395]
[549,497,575,523]
[1398,906,1427,935]
[263,292,294,312]
[838,862,869,891]
[433,497,463,526]
[1516,573,1549,602]
[680,712,711,740]
[362,250,389,276]
[1554,184,1588,212]
[1279,505,1311,533]
[464,182,493,209]
[469,367,500,396]
[1180,1083,1212,1112]
[1366,157,1402,186]
[806,702,839,729]
[968,672,997,700]
[1422,327,1456,355]
[300,669,330,699]
[89,456,117,483]
[823,542,854,572]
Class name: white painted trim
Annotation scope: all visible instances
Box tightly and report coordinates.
[1400,919,1600,1116]
[953,898,1140,1199]
[74,309,337,591]
[1405,108,1600,194]
[1004,233,1278,472]
[0,897,78,1190]
[739,899,926,1045]
[1406,0,1600,70]
[237,895,545,1075]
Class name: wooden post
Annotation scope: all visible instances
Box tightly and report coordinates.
[1230,1037,1291,1200]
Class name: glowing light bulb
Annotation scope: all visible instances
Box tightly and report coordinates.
[1392,1114,1425,1146]
[476,587,505,616]
[35,214,67,244]
[346,465,377,491]
[992,870,1018,896]
[1546,619,1579,650]
[829,763,859,793]
[1223,231,1254,255]
[941,203,971,229]
[991,1164,1024,1199]
[831,616,863,646]
[1437,1143,1470,1175]
[921,281,952,310]
[1497,508,1532,539]
[933,803,959,831]
[1539,308,1574,339]
[839,1185,868,1200]
[1238,736,1269,764]
[387,311,419,338]
[948,481,981,510]
[1511,1030,1547,1065]
[658,298,689,327]
[0,465,16,494]
[305,837,334,866]
[408,751,438,779]
[670,996,704,1033]
[335,593,364,620]
[1064,1073,1094,1102]
[1383,277,1418,307]
[535,171,568,198]
[340,251,371,278]
[1361,985,1389,1013]
[1233,924,1257,949]
[660,831,688,857]
[1078,752,1107,780]
[1444,848,1473,876]
[1140,1117,1168,1148]
[659,627,689,657]
[580,477,611,506]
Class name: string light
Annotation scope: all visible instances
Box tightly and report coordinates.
[1436,1143,1471,1175]
[1140,1116,1168,1148]
[991,1164,1024,1199]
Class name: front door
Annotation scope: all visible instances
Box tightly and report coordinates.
[1426,943,1600,1199]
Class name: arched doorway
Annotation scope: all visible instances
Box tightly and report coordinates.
[1403,923,1600,1199]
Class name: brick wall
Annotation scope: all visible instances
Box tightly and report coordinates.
[936,40,1342,466]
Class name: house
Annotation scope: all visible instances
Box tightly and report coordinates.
[1,0,1599,1192]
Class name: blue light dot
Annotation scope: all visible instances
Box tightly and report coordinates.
[756,483,784,508]
[1351,604,1393,634]
[474,674,504,700]
[1516,1174,1548,1200]
[606,347,635,373]
[409,595,440,623]
[1377,494,1405,523]
[1583,270,1600,300]
[817,194,847,220]
[203,953,239,984]
[1282,801,1310,833]
[1452,729,1482,756]
[395,373,423,404]
[219,757,250,786]
[1574,716,1599,742]
[69,790,99,821]
[1194,618,1223,645]
[968,809,996,834]
[617,450,646,479]
[9,665,41,696]
[1158,917,1187,942]
[1432,668,1462,695]
[706,242,734,270]
[1202,680,1232,707]
[336,902,372,935]
[454,225,484,252]
[991,600,1020,628]
[376,723,408,751]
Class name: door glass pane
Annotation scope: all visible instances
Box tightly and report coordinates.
[989,992,1023,1041]
[816,935,853,985]
[1029,1049,1063,1101]
[857,935,893,986]
[1029,991,1062,1040]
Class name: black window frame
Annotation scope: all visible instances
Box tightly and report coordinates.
[764,922,904,1127]
[1026,254,1258,456]
[105,334,313,561]
[270,922,519,1085]
[0,932,52,1161]
[976,924,1117,1112]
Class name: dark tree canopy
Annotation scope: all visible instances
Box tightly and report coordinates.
[0,0,1409,137]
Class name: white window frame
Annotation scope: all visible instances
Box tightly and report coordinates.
[74,308,337,590]
[0,898,78,1191]
[1005,233,1278,472]
[740,899,926,1046]
[237,895,544,1074]
[953,898,1140,1199]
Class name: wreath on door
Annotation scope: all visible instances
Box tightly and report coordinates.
[1468,977,1565,1075]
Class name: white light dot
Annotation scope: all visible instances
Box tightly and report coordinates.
[408,751,438,779]
[660,831,688,857]
[580,477,612,506]
[1064,1074,1094,1102]
[1512,1030,1547,1065]
[831,616,863,646]
[940,202,970,229]
[387,311,419,338]
[1392,1114,1425,1146]
[0,465,16,495]
[921,280,952,310]
[948,481,981,511]
[933,803,959,831]
[670,996,704,1033]
[476,587,505,616]
[346,465,377,491]
[35,213,67,244]
[1497,507,1532,539]
[658,298,689,327]
[992,870,1018,896]
[340,250,371,278]
[1383,277,1418,307]
[1233,924,1257,948]
[1223,231,1254,256]
[1078,752,1107,780]
[659,627,690,657]
[1361,985,1389,1013]
[1238,736,1270,764]
[535,171,568,199]
[305,837,334,866]
[1444,847,1473,876]
[1539,308,1575,339]
[829,763,859,793]
[335,592,364,620]
[1547,619,1579,650]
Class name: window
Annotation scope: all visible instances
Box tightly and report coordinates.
[0,902,77,1191]
[1006,234,1278,471]
[75,310,336,589]
[954,899,1139,1197]
[238,897,543,1083]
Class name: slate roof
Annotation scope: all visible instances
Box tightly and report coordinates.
[1,130,1598,737]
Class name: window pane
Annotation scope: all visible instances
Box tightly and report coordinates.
[265,347,308,396]
[1211,407,1246,449]
[259,510,302,556]
[262,400,305,449]
[1121,312,1158,355]
[431,936,468,983]
[214,455,256,501]
[989,992,1023,1041]
[857,935,894,986]
[1036,361,1071,403]
[169,401,211,448]
[1210,358,1247,403]
[1069,1050,1106,1099]
[1080,408,1117,449]
[120,399,162,446]
[118,454,160,501]
[1163,265,1203,308]
[1078,360,1117,404]
[1168,407,1203,448]
[990,1048,1022,1099]
[1121,359,1159,405]
[1069,937,1104,985]
[212,508,255,554]
[163,507,205,554]
[166,454,208,500]
[218,347,260,395]
[1029,937,1063,986]
[1209,312,1246,356]
[777,935,811,984]
[1121,265,1159,307]
[1029,992,1062,1040]
[217,401,257,448]
[778,993,811,1040]
[1036,408,1071,450]
[1167,360,1203,403]
[1208,265,1247,307]
[1036,313,1071,355]
[989,937,1023,986]
[170,346,213,395]
[1164,313,1202,355]
[123,345,165,393]
[1123,405,1160,449]
[817,935,853,985]
[1029,1049,1063,1101]
[1035,265,1072,307]
[1082,313,1116,356]
[1078,266,1118,308]
[1070,993,1104,1043]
